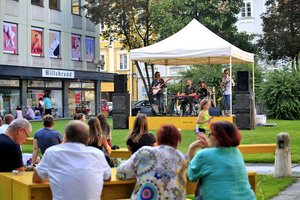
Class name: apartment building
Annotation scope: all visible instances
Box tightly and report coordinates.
[0,0,114,117]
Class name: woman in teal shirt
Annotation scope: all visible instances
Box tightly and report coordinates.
[187,121,255,200]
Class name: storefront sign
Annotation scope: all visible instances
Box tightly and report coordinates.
[42,69,74,79]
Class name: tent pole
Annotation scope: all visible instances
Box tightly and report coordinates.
[129,60,133,116]
[252,62,256,116]
[229,57,232,115]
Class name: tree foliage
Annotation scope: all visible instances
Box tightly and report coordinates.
[257,71,300,119]
[258,0,300,71]
[150,0,256,52]
[84,0,158,101]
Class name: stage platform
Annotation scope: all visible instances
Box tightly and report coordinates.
[129,116,233,131]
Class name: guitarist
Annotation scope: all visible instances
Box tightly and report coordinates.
[152,71,166,115]
[220,69,235,115]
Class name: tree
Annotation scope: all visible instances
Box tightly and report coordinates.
[150,0,256,52]
[84,0,158,102]
[257,70,300,119]
[259,0,300,71]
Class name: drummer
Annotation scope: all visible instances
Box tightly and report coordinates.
[196,80,208,100]
[180,79,196,115]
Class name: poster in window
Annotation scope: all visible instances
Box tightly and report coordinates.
[3,22,17,54]
[85,37,95,62]
[31,27,43,56]
[71,34,81,61]
[49,30,60,58]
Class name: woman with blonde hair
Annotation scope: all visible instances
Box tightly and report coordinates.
[87,117,112,165]
[196,99,213,134]
[126,114,156,154]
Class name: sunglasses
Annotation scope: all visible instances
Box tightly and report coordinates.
[224,72,229,74]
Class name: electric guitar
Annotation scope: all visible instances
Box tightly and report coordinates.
[221,79,230,94]
[152,78,173,95]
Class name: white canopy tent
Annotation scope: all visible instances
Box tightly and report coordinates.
[129,19,255,114]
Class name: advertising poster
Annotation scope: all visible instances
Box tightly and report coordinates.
[49,30,60,58]
[85,37,95,62]
[75,93,81,104]
[71,34,81,60]
[3,22,17,54]
[31,27,43,56]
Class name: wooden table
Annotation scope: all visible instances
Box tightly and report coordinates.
[110,148,131,159]
[0,168,135,200]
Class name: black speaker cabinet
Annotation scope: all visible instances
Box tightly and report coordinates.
[112,93,130,114]
[114,74,127,93]
[235,113,253,130]
[113,113,128,129]
[237,71,249,92]
[235,92,251,112]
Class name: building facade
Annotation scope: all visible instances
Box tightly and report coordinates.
[0,0,114,118]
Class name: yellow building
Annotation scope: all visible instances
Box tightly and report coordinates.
[100,40,138,102]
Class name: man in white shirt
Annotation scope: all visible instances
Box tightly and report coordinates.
[0,114,14,134]
[32,120,111,200]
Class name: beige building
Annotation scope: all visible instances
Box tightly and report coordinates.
[0,0,114,117]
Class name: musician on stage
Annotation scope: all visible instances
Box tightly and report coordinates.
[152,71,166,115]
[180,79,196,115]
[220,69,235,115]
[196,80,208,100]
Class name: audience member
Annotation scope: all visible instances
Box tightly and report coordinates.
[117,124,188,199]
[97,113,112,146]
[44,94,52,115]
[187,121,255,200]
[31,115,63,165]
[38,97,45,116]
[87,117,112,166]
[0,116,3,127]
[32,120,111,200]
[196,99,213,134]
[0,119,31,172]
[0,114,14,134]
[73,113,86,122]
[16,106,23,119]
[126,114,156,154]
[26,105,35,120]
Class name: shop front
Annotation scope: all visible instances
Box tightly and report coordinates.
[0,65,114,118]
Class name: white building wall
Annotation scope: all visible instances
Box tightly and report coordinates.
[0,0,100,71]
[236,0,267,36]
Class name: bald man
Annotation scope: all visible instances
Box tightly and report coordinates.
[0,119,32,172]
[33,120,111,200]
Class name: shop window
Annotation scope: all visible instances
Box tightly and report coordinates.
[49,0,60,10]
[119,53,128,70]
[72,0,81,15]
[241,1,252,17]
[0,79,19,87]
[68,90,95,116]
[0,89,20,117]
[45,81,62,88]
[69,82,82,88]
[3,22,18,55]
[28,80,45,87]
[31,0,43,7]
[82,82,94,89]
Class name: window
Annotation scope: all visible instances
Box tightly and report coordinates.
[31,27,43,57]
[71,34,81,60]
[119,53,128,70]
[3,22,18,54]
[85,37,95,62]
[49,30,60,58]
[241,2,252,17]
[49,0,60,10]
[72,0,80,15]
[31,0,43,6]
[100,55,106,71]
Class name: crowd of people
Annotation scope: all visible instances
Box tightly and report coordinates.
[0,108,255,199]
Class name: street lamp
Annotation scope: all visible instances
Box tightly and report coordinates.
[93,59,105,114]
